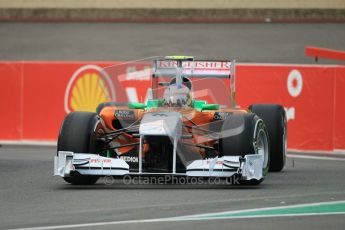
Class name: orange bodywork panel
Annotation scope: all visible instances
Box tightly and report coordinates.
[99,105,248,157]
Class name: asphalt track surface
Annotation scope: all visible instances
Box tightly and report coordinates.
[0,145,345,230]
[1,22,345,229]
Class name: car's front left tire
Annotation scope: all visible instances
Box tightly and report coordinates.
[219,113,270,185]
[249,104,287,172]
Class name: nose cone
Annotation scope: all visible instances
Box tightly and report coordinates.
[139,112,182,137]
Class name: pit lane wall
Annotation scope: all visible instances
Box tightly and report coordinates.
[0,61,344,153]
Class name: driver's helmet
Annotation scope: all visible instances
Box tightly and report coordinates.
[163,83,192,107]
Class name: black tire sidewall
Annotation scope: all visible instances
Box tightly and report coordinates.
[57,112,100,185]
[58,112,99,154]
[249,104,286,172]
[220,114,269,179]
[220,113,256,156]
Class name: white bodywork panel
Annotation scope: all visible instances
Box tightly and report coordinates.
[54,151,129,177]
[153,61,233,78]
[187,155,263,180]
[139,112,182,137]
[54,152,263,181]
[241,155,264,180]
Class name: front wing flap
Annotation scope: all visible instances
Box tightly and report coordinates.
[186,155,263,180]
[54,151,129,177]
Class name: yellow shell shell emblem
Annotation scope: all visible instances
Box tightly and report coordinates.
[65,65,115,113]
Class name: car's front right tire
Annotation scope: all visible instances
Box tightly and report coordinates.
[57,112,101,185]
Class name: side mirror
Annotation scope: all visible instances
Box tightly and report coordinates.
[201,104,219,111]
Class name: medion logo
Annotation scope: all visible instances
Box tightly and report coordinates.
[120,156,139,163]
[64,65,116,113]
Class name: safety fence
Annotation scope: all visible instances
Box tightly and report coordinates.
[0,61,344,152]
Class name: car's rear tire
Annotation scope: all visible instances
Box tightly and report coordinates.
[219,113,269,185]
[57,112,100,185]
[249,104,287,172]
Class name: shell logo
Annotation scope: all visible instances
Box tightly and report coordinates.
[64,65,115,113]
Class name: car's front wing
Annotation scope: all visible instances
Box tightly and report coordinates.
[54,151,264,181]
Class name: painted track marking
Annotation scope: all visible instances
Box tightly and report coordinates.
[7,200,345,230]
[287,153,345,161]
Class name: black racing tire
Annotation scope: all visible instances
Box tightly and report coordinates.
[57,112,100,185]
[220,113,270,185]
[96,102,127,115]
[249,104,287,172]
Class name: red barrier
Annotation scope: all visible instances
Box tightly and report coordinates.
[0,62,22,139]
[306,46,345,62]
[237,64,343,151]
[22,62,117,140]
[335,68,345,151]
[0,61,344,152]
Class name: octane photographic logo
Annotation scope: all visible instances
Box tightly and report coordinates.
[103,175,240,186]
[64,65,116,113]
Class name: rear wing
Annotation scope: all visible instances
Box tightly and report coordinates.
[152,60,235,78]
[151,59,237,108]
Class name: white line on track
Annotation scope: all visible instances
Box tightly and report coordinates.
[287,153,345,161]
[7,200,345,230]
[0,140,56,146]
[26,191,345,220]
[177,212,345,221]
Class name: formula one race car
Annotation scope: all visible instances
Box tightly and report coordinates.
[54,56,287,185]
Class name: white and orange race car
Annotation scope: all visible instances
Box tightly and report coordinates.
[54,56,286,185]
